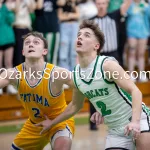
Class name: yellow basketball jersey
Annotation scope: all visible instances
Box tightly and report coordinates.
[15,63,68,124]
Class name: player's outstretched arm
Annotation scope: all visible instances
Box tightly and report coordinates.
[51,88,85,125]
[0,68,17,89]
[103,60,142,139]
[35,88,85,134]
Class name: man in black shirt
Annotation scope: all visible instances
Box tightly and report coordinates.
[35,0,65,64]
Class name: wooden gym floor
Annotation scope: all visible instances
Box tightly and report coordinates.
[0,124,108,150]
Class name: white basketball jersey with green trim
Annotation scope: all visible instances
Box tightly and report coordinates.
[73,55,150,129]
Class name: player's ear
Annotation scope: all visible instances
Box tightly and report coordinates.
[94,43,100,51]
[43,49,48,55]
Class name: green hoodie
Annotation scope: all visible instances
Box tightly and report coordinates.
[108,0,123,13]
[0,4,15,46]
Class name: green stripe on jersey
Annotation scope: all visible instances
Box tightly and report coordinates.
[73,66,79,89]
[100,57,114,84]
[120,88,132,102]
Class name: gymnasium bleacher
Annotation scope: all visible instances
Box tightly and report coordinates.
[1,81,150,121]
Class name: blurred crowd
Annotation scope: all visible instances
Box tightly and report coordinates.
[0,0,150,95]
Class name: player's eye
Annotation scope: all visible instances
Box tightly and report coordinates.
[25,41,30,45]
[85,34,90,37]
[34,41,39,44]
[77,33,81,37]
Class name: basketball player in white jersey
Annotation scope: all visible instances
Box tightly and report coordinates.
[36,20,150,150]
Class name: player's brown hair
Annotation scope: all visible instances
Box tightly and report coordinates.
[22,32,48,49]
[79,20,105,55]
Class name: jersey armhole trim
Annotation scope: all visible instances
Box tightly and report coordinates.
[73,66,79,89]
[101,57,114,84]
[48,66,63,98]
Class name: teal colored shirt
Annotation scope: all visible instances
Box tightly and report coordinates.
[0,4,15,46]
[108,0,123,13]
[126,2,150,38]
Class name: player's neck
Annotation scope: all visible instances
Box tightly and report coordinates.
[78,54,97,68]
[24,58,45,75]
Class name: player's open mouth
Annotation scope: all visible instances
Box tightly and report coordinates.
[77,41,82,46]
[28,50,35,53]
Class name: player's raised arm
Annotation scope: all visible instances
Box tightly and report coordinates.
[0,68,18,89]
[35,88,85,134]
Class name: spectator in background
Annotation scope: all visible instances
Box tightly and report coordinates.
[91,0,131,61]
[127,0,150,82]
[58,0,79,71]
[145,0,150,63]
[0,0,17,94]
[12,0,35,66]
[77,0,98,21]
[108,0,123,13]
[34,0,65,65]
[108,0,126,68]
[145,0,150,3]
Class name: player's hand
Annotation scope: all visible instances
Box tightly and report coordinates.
[124,121,141,140]
[90,112,104,125]
[35,115,53,135]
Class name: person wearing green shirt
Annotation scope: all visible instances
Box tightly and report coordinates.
[108,0,123,13]
[0,0,17,94]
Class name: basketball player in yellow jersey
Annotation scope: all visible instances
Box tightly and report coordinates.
[0,32,77,150]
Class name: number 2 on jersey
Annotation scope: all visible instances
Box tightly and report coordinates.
[32,108,41,118]
[96,101,111,116]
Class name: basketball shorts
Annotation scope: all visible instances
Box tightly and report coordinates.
[11,118,74,150]
[105,112,150,150]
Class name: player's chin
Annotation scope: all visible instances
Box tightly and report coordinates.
[26,55,41,59]
[76,47,83,53]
